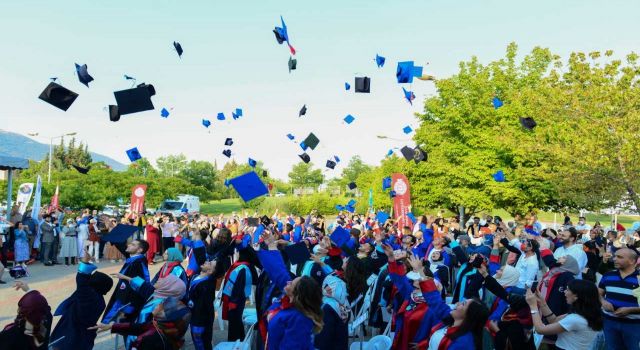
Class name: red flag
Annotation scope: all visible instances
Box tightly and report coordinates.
[391,173,412,231]
[49,185,59,213]
[130,184,147,214]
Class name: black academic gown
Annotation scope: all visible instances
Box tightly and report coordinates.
[103,254,149,323]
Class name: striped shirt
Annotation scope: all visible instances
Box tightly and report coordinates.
[598,270,640,320]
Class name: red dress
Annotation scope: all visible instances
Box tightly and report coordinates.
[145,224,160,263]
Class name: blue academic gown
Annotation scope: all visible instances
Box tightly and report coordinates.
[102,254,149,323]
[50,262,106,350]
[257,250,315,350]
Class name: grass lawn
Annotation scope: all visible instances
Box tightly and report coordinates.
[200,198,243,214]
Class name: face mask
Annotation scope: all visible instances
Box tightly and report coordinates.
[520,243,527,251]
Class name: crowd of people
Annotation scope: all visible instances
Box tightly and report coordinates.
[1,206,640,350]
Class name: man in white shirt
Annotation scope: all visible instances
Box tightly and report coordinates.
[553,227,588,278]
[160,215,178,252]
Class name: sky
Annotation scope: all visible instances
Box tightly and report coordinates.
[1,0,639,180]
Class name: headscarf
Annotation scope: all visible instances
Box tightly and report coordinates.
[539,255,579,299]
[322,275,350,322]
[153,297,191,349]
[165,247,184,262]
[556,255,580,276]
[16,290,51,344]
[153,274,187,299]
[494,265,520,287]
[89,271,114,295]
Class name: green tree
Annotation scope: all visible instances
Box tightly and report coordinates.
[288,162,324,189]
[340,156,373,187]
[156,154,188,177]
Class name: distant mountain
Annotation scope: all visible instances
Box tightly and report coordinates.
[0,130,126,171]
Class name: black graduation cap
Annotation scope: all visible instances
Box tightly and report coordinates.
[38,82,79,111]
[284,242,311,265]
[222,149,232,158]
[299,153,310,163]
[299,104,307,117]
[113,83,156,118]
[302,133,320,150]
[348,182,357,190]
[72,165,90,174]
[326,160,336,169]
[225,138,234,146]
[288,56,297,73]
[101,224,138,243]
[75,63,94,87]
[355,77,371,93]
[173,41,183,58]
[519,117,537,130]
[262,170,268,177]
[413,146,428,163]
[108,105,120,122]
[247,218,260,227]
[400,146,414,161]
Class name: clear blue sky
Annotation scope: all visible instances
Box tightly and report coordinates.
[1,0,638,179]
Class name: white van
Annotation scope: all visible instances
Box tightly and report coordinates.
[158,195,200,216]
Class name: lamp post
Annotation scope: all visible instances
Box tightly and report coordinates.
[376,135,411,142]
[39,132,76,184]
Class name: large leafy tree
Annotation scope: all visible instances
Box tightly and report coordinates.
[288,162,324,189]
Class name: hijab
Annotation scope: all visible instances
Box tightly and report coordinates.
[15,290,51,345]
[494,265,520,287]
[165,247,184,262]
[322,275,350,322]
[153,274,187,299]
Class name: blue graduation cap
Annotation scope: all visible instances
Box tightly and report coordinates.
[330,226,351,248]
[173,41,183,58]
[300,142,308,151]
[335,204,345,211]
[222,149,232,158]
[101,224,139,243]
[389,190,396,198]
[403,125,413,134]
[224,138,233,146]
[75,63,94,87]
[284,242,310,265]
[334,155,340,163]
[224,178,230,187]
[402,87,415,105]
[492,96,503,109]
[345,205,355,213]
[345,82,351,91]
[396,61,423,84]
[382,177,392,190]
[376,211,390,224]
[386,149,394,157]
[160,108,170,118]
[248,158,257,167]
[492,170,506,182]
[287,133,295,140]
[126,147,142,162]
[375,54,386,68]
[217,112,225,121]
[273,16,296,55]
[347,199,357,207]
[202,119,211,128]
[229,171,269,202]
[232,108,243,119]
[344,114,355,124]
[407,212,417,223]
[253,224,265,244]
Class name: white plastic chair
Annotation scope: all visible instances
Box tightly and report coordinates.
[349,335,392,350]
[242,308,257,329]
[214,289,225,331]
[213,323,256,350]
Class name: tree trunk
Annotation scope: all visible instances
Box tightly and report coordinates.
[616,155,640,214]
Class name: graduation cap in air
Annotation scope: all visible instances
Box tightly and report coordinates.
[300,142,308,151]
[126,147,142,162]
[299,153,310,163]
[302,133,320,150]
[519,117,537,130]
[343,114,355,124]
[202,119,211,128]
[348,182,357,190]
[124,74,136,81]
[334,155,340,163]
[413,146,427,163]
[355,77,371,93]
[229,171,269,202]
[375,54,386,68]
[111,83,156,121]
[299,104,307,117]
[75,63,94,87]
[403,125,413,134]
[232,108,243,119]
[109,105,120,122]
[389,190,397,198]
[287,133,295,140]
[396,61,423,84]
[72,165,90,174]
[224,179,231,187]
[347,199,356,207]
[284,242,310,265]
[262,170,268,177]
[376,211,390,225]
[225,138,233,146]
[101,224,139,243]
[217,112,225,121]
[335,204,345,211]
[330,226,351,248]
[288,56,297,73]
[50,77,58,82]
[492,170,506,182]
[273,16,296,55]
[248,158,257,167]
[160,108,170,118]
[402,87,415,105]
[382,177,392,190]
[326,160,336,169]
[492,96,503,109]
[38,82,79,111]
[222,149,232,158]
[173,41,183,58]
[386,149,394,157]
[345,82,351,91]
[400,146,414,161]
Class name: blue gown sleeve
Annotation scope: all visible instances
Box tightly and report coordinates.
[387,261,414,301]
[420,279,452,321]
[257,250,291,291]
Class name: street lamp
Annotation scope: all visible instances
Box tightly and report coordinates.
[376,135,411,142]
[47,132,76,183]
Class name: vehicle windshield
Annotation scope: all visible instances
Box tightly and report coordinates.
[161,201,184,210]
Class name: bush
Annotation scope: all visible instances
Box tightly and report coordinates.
[255,193,351,215]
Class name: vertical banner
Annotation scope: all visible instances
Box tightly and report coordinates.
[49,185,59,213]
[391,173,412,231]
[31,176,42,220]
[16,183,35,214]
[130,184,147,215]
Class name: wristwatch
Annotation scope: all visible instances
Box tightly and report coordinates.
[530,310,539,315]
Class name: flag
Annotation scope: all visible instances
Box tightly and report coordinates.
[31,176,43,249]
[49,185,59,213]
[16,183,34,215]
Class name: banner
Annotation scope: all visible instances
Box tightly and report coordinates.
[130,184,147,215]
[31,176,42,220]
[391,173,412,231]
[49,185,59,213]
[16,183,34,215]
